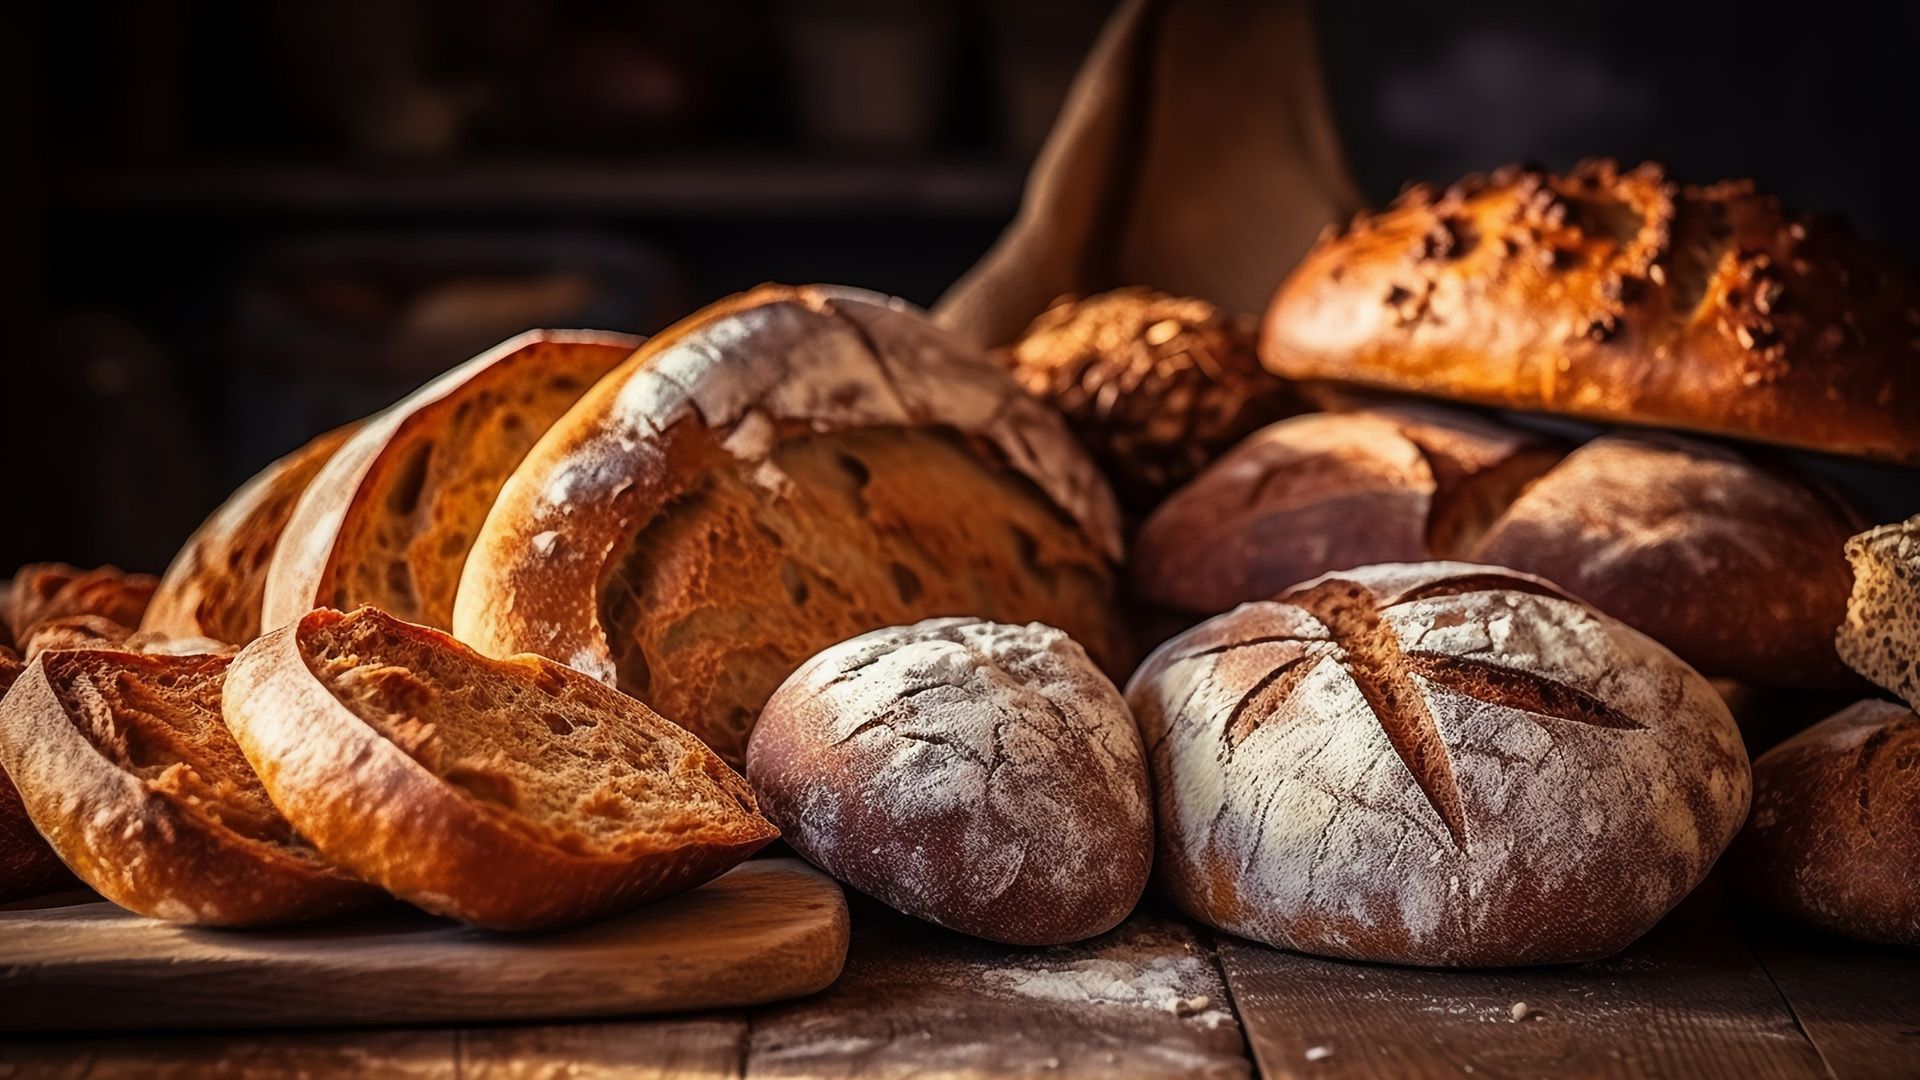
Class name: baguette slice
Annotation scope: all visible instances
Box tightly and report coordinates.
[0,646,75,901]
[0,648,376,924]
[223,607,778,930]
[143,423,359,645]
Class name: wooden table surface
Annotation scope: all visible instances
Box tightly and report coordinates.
[1,879,1913,1079]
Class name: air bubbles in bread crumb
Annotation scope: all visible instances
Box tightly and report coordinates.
[530,531,560,556]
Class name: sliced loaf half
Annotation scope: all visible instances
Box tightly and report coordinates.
[1838,516,1920,710]
[0,646,74,901]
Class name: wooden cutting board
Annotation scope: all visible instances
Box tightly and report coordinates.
[0,857,847,1033]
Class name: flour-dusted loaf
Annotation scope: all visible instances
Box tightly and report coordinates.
[143,423,359,645]
[1837,517,1920,710]
[1132,405,1561,614]
[454,285,1126,767]
[223,607,777,930]
[995,288,1299,511]
[0,647,73,901]
[1127,562,1750,966]
[1,564,156,649]
[0,647,375,924]
[1730,699,1920,943]
[263,331,639,635]
[1263,160,1920,463]
[746,618,1151,945]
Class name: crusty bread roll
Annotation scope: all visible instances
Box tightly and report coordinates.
[262,330,639,635]
[995,288,1299,511]
[1836,517,1920,710]
[0,647,74,902]
[453,285,1126,767]
[1,564,156,649]
[143,423,358,645]
[1126,562,1750,966]
[1135,410,1858,687]
[1132,405,1560,613]
[1262,159,1920,463]
[223,607,777,930]
[1730,699,1919,943]
[0,647,375,924]
[746,618,1151,945]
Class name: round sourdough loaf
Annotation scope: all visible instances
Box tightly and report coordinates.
[261,330,639,635]
[452,285,1126,767]
[1132,405,1561,614]
[143,423,359,645]
[1729,699,1919,943]
[0,646,74,902]
[1836,516,1920,711]
[223,607,777,930]
[746,617,1151,944]
[1127,562,1750,967]
[1262,159,1920,463]
[0,647,375,924]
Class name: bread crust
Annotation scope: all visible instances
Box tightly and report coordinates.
[0,647,74,901]
[222,609,776,931]
[0,649,375,925]
[1127,561,1750,966]
[143,423,358,645]
[262,331,639,636]
[1262,160,1920,462]
[1730,699,1920,943]
[2,564,156,648]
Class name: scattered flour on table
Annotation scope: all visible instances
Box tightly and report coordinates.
[979,944,1233,1030]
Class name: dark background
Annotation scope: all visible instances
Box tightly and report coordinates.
[3,0,1915,573]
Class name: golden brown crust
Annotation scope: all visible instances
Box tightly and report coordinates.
[0,648,375,925]
[142,424,359,645]
[0,647,74,902]
[262,331,639,635]
[1262,160,1920,462]
[1730,699,1920,943]
[2,564,156,648]
[222,608,776,930]
[996,288,1301,511]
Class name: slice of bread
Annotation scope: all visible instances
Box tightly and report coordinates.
[1838,517,1920,711]
[262,331,638,635]
[0,646,75,901]
[143,423,359,645]
[0,648,375,924]
[2,564,156,648]
[223,607,777,930]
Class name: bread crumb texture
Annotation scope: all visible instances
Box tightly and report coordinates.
[1838,517,1920,710]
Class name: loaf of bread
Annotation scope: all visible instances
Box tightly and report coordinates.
[746,618,1151,945]
[1,564,156,649]
[143,423,358,645]
[1126,561,1750,966]
[1730,699,1919,943]
[0,647,74,902]
[454,285,1126,767]
[222,607,777,930]
[1135,410,1859,687]
[1262,160,1920,463]
[263,330,639,635]
[1836,517,1920,710]
[995,288,1299,511]
[0,647,376,924]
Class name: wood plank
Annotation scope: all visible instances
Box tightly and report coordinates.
[459,1015,748,1079]
[745,906,1251,1079]
[0,1029,455,1079]
[1217,885,1828,1079]
[1749,924,1920,1079]
[0,859,847,1033]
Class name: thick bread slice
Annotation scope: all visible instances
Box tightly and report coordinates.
[0,648,375,924]
[2,564,156,648]
[262,330,639,635]
[143,423,359,645]
[0,647,74,901]
[1838,516,1920,710]
[223,607,777,930]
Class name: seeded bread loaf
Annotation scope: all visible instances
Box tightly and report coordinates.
[1127,562,1750,966]
[1,564,156,649]
[1730,699,1920,943]
[454,285,1126,767]
[0,647,375,924]
[747,618,1152,945]
[1836,517,1920,710]
[262,331,640,635]
[143,423,358,645]
[0,647,74,901]
[223,607,777,930]
[1262,160,1920,463]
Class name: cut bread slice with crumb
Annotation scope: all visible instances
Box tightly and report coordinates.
[0,647,376,924]
[0,646,75,901]
[223,607,777,930]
